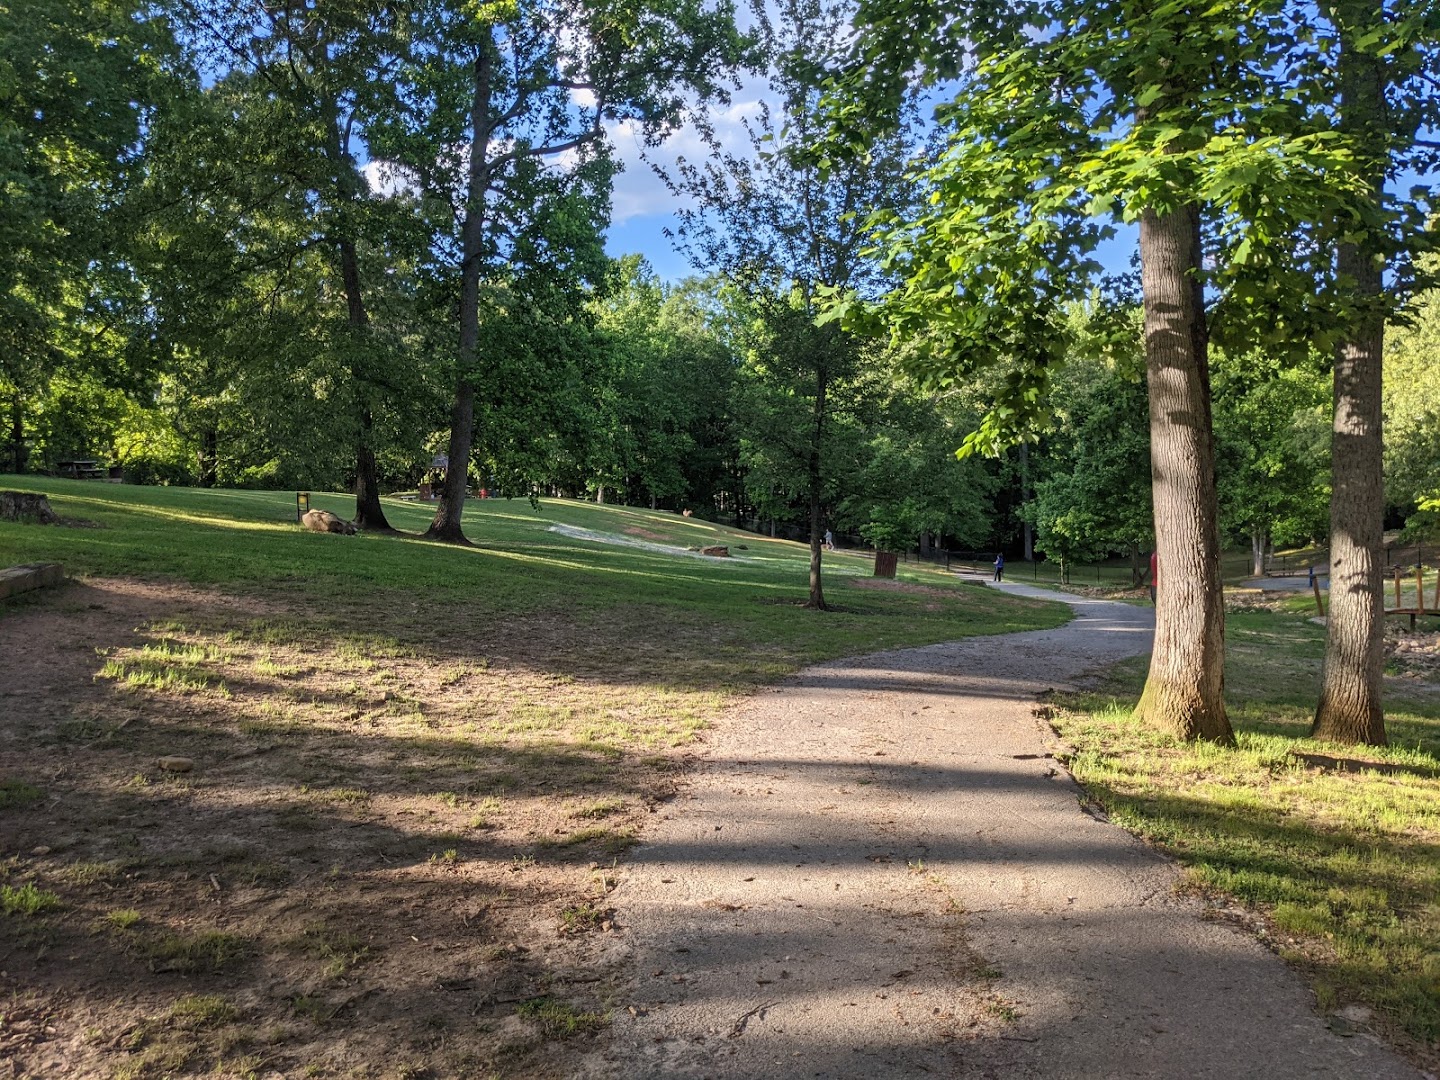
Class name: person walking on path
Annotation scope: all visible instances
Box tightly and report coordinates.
[1150,549,1159,605]
[824,528,835,551]
[993,552,1005,581]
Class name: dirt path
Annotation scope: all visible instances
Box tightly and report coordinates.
[582,584,1417,1079]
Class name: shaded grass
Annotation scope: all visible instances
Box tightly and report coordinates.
[1056,610,1440,1061]
[0,779,43,809]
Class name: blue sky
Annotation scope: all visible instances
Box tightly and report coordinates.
[602,154,1144,285]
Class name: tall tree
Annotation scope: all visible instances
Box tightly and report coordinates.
[176,0,417,529]
[827,0,1375,741]
[0,0,183,473]
[674,0,916,607]
[1309,0,1439,745]
[371,0,750,544]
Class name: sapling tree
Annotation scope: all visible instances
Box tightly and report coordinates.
[672,0,917,607]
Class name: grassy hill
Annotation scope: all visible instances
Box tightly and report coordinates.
[0,478,1067,683]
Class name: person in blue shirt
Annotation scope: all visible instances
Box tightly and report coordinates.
[993,552,1005,581]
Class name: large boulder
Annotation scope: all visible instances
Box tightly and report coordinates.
[301,509,357,535]
[1,491,58,525]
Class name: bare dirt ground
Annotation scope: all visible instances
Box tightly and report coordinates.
[579,584,1419,1079]
[0,577,707,1079]
[3,578,1424,1079]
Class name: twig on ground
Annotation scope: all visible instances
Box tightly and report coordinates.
[730,1000,778,1038]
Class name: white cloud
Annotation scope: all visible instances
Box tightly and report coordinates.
[361,159,421,199]
[606,88,771,225]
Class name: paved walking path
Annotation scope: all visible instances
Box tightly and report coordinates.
[583,584,1416,1079]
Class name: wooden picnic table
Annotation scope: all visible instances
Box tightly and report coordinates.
[55,460,105,480]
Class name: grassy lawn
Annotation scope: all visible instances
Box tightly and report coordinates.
[0,478,1067,1079]
[1054,608,1440,1069]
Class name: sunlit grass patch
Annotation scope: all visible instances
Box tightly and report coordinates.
[571,798,624,820]
[96,635,232,697]
[168,994,239,1028]
[1055,609,1440,1054]
[254,655,303,678]
[550,826,638,855]
[1,883,62,916]
[98,656,218,694]
[514,997,607,1038]
[284,922,372,980]
[105,908,143,930]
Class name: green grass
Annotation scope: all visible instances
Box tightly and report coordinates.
[143,929,252,974]
[1056,609,1440,1056]
[514,997,607,1038]
[0,479,1067,686]
[0,779,43,809]
[168,994,240,1028]
[0,882,62,916]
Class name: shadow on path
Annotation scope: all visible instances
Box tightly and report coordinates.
[582,584,1417,1079]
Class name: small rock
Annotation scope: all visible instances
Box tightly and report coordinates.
[30,846,51,856]
[157,756,194,772]
[700,545,730,557]
[1334,1004,1373,1024]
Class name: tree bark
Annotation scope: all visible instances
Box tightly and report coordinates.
[426,42,494,546]
[198,429,218,488]
[337,236,393,532]
[1019,441,1034,562]
[806,368,828,610]
[7,395,25,474]
[1314,5,1387,744]
[1133,203,1233,743]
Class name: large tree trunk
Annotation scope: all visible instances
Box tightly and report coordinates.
[198,429,218,488]
[337,237,393,532]
[1019,441,1034,562]
[1314,3,1387,744]
[806,370,828,610]
[1133,204,1232,743]
[427,43,493,546]
[7,395,25,474]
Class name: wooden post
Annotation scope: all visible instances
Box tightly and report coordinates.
[1312,574,1326,617]
[1418,565,1426,616]
[1394,567,1403,610]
